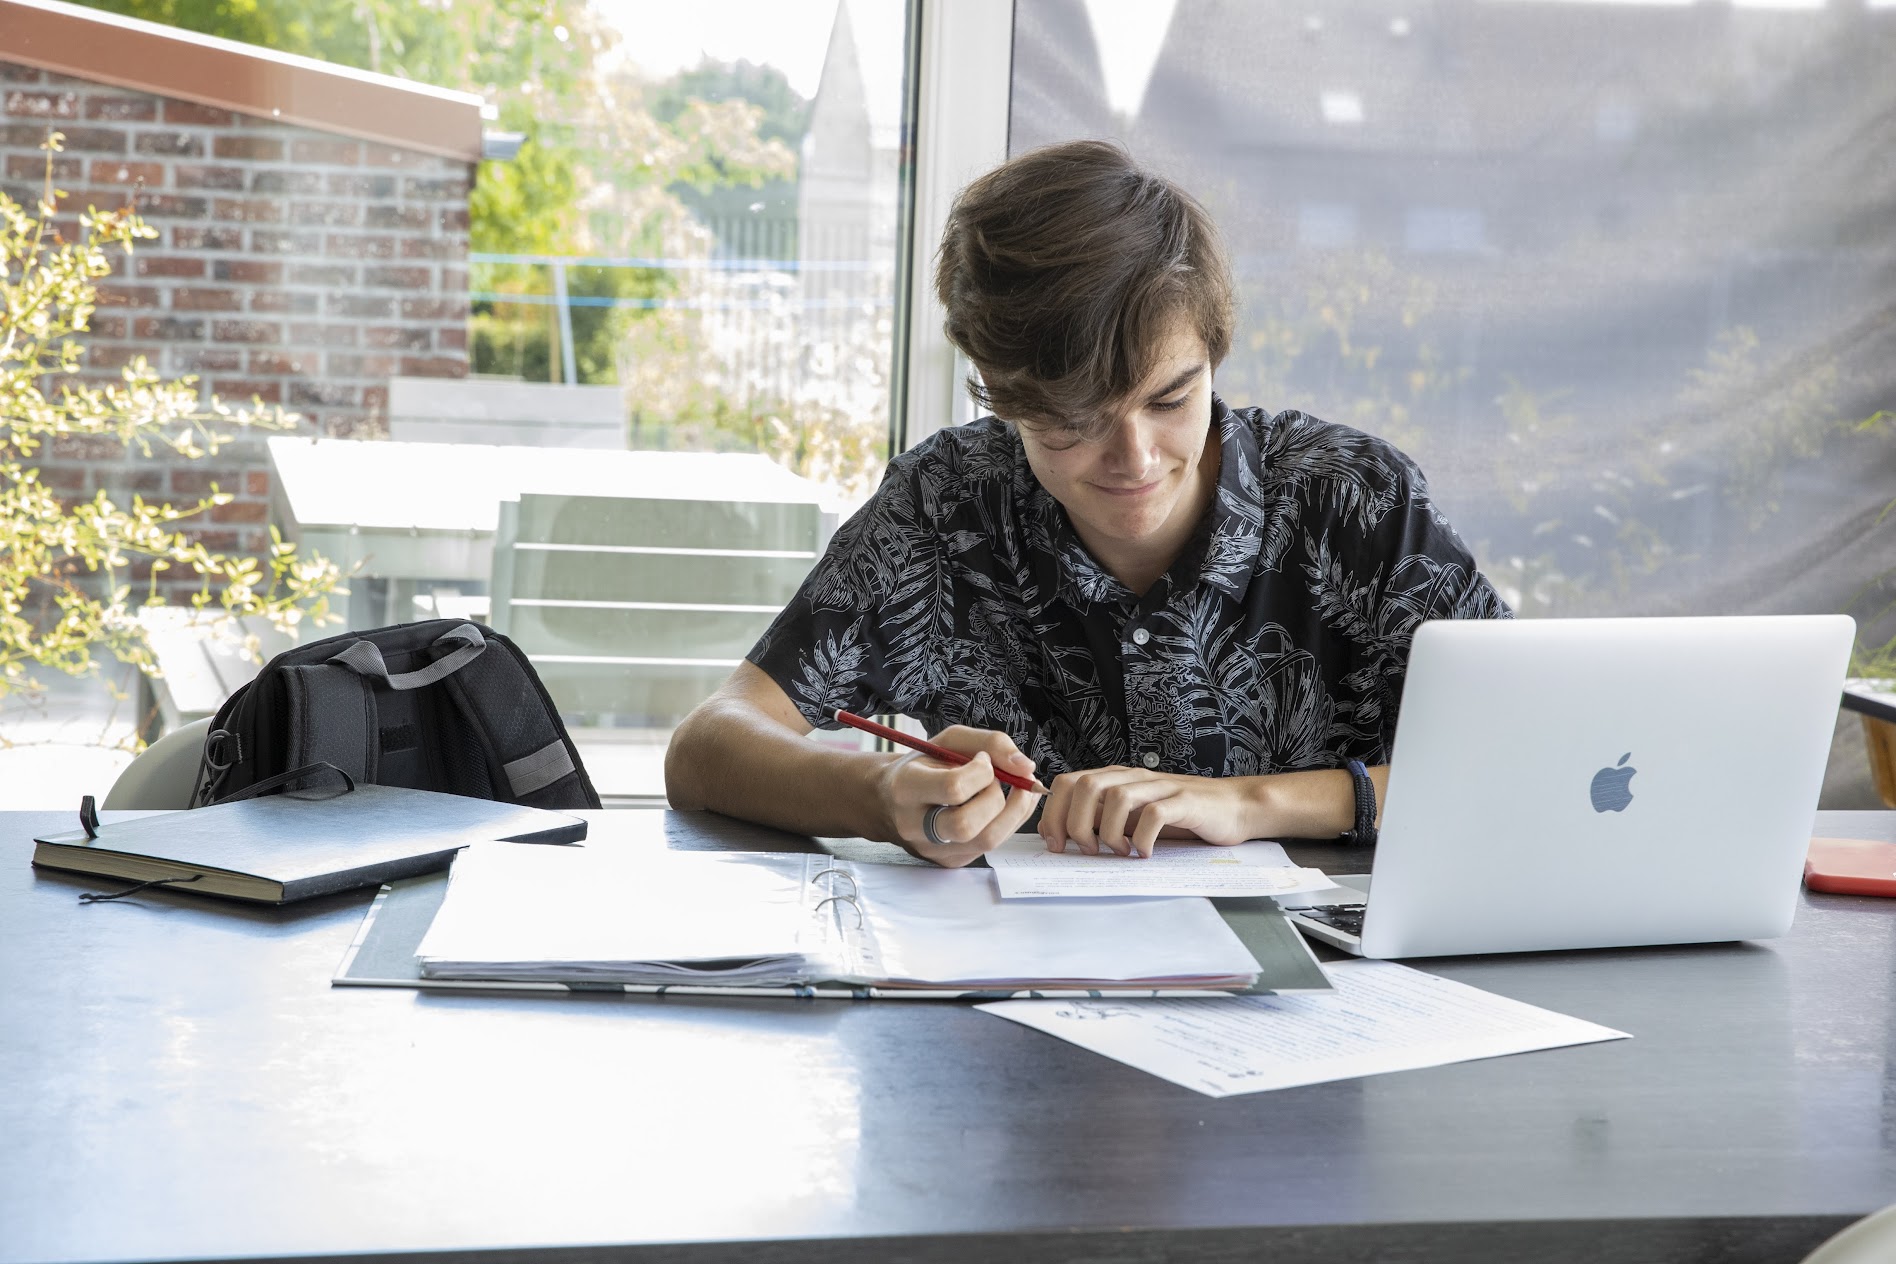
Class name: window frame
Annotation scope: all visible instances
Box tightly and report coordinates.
[890,0,1014,455]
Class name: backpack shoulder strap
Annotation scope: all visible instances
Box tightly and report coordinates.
[279,662,380,784]
[442,630,601,808]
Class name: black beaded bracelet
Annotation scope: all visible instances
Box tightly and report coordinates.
[1342,758,1378,845]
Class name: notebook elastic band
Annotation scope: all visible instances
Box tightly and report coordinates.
[78,874,203,904]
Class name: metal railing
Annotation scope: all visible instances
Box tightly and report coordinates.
[469,220,896,401]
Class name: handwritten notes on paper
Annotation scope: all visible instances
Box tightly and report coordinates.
[978,960,1630,1097]
[985,837,1336,899]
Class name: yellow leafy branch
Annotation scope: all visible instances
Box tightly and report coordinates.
[1,134,347,719]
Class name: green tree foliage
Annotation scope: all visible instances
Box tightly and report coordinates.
[74,0,802,390]
[654,58,810,150]
[1851,405,1896,677]
[70,2,878,497]
[1,139,343,703]
[1220,248,1888,655]
[1233,250,1463,465]
[467,67,799,389]
[652,57,809,255]
[77,0,602,254]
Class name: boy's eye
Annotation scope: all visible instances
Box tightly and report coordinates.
[1024,421,1087,451]
[1149,393,1190,413]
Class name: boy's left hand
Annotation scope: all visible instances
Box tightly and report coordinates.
[1036,767,1255,858]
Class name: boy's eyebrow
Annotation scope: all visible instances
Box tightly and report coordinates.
[1145,364,1205,400]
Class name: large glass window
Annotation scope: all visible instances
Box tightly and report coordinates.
[3,0,910,801]
[1012,0,1895,637]
[1011,0,1896,802]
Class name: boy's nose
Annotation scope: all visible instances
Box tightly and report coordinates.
[1101,416,1158,479]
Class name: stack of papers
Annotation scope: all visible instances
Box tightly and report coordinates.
[416,845,822,986]
[984,837,1336,899]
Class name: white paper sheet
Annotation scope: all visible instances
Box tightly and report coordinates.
[978,959,1630,1097]
[985,837,1336,899]
[852,864,1262,987]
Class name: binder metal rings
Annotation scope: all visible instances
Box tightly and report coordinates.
[815,893,863,928]
[810,867,858,896]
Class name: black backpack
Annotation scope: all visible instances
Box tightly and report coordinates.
[192,619,601,810]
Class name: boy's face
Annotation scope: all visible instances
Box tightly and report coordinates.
[1014,321,1219,586]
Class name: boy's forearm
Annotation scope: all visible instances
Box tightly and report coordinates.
[664,696,898,840]
[1242,764,1389,840]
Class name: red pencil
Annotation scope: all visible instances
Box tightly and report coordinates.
[829,709,1049,794]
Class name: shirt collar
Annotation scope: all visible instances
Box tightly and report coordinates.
[1024,393,1258,613]
[1189,394,1263,602]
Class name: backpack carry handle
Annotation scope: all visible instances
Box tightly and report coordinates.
[327,622,487,691]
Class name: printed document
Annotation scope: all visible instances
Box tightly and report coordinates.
[978,959,1630,1097]
[850,861,1261,988]
[985,837,1335,899]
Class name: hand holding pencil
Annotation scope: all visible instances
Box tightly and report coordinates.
[830,709,1050,794]
[830,709,1047,866]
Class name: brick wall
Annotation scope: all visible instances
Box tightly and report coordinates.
[0,61,471,594]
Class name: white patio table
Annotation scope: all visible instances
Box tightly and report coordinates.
[267,436,838,629]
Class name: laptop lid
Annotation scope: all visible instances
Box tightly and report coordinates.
[1357,614,1854,959]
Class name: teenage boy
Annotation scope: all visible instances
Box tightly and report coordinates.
[665,140,1510,865]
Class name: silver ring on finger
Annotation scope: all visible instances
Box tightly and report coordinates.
[922,803,954,847]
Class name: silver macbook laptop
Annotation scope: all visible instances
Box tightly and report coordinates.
[1284,615,1855,958]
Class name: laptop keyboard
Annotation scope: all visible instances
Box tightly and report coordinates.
[1296,904,1366,937]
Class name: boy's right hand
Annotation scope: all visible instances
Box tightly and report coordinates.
[874,724,1043,868]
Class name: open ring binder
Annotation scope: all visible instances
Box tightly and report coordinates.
[401,844,1299,996]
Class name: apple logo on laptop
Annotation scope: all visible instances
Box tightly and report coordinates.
[1590,753,1637,813]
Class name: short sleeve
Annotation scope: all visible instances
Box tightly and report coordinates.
[1366,446,1513,635]
[745,457,934,729]
[1272,413,1511,759]
[1340,437,1512,751]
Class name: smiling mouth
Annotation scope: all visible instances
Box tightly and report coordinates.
[1094,479,1163,497]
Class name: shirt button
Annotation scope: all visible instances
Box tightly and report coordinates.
[1131,627,1151,646]
[1141,752,1161,769]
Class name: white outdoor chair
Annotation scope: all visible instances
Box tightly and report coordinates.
[1801,1206,1896,1263]
[489,490,823,730]
[134,608,292,739]
[102,717,210,810]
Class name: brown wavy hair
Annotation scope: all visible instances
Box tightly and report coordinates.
[934,140,1235,440]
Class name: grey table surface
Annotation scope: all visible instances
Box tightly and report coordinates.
[6,808,1896,1264]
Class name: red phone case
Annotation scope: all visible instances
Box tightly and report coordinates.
[1804,838,1896,897]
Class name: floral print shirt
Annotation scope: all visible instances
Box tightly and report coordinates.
[748,395,1512,778]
